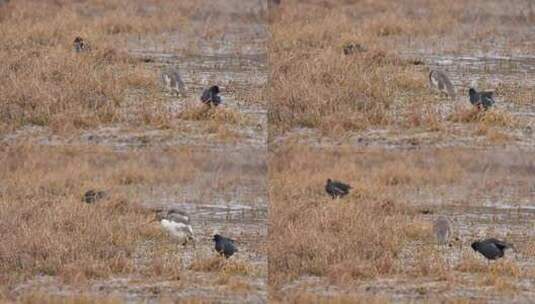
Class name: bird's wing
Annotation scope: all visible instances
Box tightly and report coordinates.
[480,91,494,97]
[200,90,210,102]
[167,212,190,224]
[486,238,510,250]
[334,182,351,191]
[227,241,238,252]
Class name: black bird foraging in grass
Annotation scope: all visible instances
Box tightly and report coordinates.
[471,238,513,260]
[469,88,495,110]
[325,178,352,199]
[200,85,222,106]
[82,190,106,204]
[213,234,238,258]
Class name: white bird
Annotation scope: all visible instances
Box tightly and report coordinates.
[433,215,451,245]
[154,208,195,245]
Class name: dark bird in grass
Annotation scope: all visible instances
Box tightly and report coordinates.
[428,70,456,99]
[73,36,90,53]
[213,234,238,258]
[200,85,222,107]
[325,178,352,199]
[82,190,106,204]
[471,238,514,260]
[469,88,495,110]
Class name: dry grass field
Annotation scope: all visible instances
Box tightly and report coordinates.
[0,0,267,302]
[0,0,196,133]
[269,144,535,302]
[0,143,267,303]
[268,1,535,302]
[269,0,535,148]
[3,0,535,303]
[0,0,267,147]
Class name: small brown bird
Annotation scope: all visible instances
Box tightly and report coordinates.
[73,36,90,53]
[82,189,106,204]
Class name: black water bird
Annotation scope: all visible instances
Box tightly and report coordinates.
[213,234,238,258]
[325,178,352,199]
[469,88,495,110]
[471,238,513,260]
[200,85,222,106]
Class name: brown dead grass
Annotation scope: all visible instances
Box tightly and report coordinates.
[269,144,535,297]
[270,145,447,287]
[0,0,197,133]
[273,292,389,304]
[0,142,266,288]
[269,0,463,135]
[178,105,248,125]
[189,256,253,276]
[449,106,519,128]
[496,82,535,105]
[269,0,535,139]
[11,294,123,304]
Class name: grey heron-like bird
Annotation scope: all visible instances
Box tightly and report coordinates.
[161,69,186,97]
[428,70,456,99]
[433,215,451,245]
